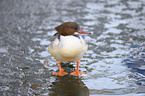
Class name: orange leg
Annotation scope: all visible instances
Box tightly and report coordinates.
[70,60,86,76]
[52,61,68,76]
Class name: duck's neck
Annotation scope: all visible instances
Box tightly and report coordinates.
[55,33,81,40]
[72,34,80,39]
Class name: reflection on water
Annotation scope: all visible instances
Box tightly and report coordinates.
[0,0,145,96]
[49,75,89,96]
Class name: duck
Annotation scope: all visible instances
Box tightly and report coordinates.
[48,22,90,76]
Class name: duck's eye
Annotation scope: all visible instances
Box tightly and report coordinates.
[74,27,78,31]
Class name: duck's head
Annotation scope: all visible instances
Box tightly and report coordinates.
[55,22,90,36]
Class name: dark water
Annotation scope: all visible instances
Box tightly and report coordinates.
[0,0,145,96]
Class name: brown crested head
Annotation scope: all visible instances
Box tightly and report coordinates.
[55,22,80,36]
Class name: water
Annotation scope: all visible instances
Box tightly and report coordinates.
[0,0,145,96]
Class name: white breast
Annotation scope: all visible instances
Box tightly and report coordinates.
[48,35,88,62]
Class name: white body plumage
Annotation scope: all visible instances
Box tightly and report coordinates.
[48,35,88,62]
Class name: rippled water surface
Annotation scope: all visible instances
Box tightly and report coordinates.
[0,0,145,96]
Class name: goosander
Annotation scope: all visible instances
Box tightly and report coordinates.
[48,22,90,76]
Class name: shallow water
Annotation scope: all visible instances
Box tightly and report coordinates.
[0,0,145,96]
